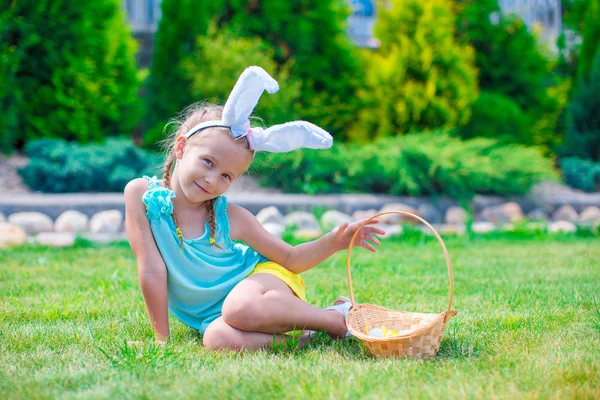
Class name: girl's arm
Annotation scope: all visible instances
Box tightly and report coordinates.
[124,179,170,342]
[229,204,385,274]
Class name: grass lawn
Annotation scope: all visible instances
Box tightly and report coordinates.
[1,230,599,399]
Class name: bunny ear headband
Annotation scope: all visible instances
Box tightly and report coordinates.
[184,66,333,153]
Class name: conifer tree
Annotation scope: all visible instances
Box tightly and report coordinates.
[145,0,361,145]
[561,50,600,161]
[0,0,141,152]
[352,0,478,140]
[454,0,567,149]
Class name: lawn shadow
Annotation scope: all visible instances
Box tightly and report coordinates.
[436,323,478,359]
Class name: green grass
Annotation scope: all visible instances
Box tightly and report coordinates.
[1,231,599,399]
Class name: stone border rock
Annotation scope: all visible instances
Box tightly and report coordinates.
[1,201,598,248]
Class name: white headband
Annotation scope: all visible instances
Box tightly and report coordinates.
[185,66,333,153]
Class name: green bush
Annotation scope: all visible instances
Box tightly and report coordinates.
[224,0,362,139]
[457,91,531,144]
[560,50,600,161]
[0,7,25,153]
[19,139,162,193]
[556,0,588,79]
[454,0,567,149]
[145,0,361,146]
[352,0,478,141]
[252,132,558,199]
[145,27,301,146]
[577,0,600,79]
[0,0,141,152]
[560,157,600,193]
[144,0,225,144]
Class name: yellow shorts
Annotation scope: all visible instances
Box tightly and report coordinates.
[248,261,307,302]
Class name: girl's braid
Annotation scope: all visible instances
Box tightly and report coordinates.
[162,150,176,188]
[207,198,224,250]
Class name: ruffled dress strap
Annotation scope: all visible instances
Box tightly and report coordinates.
[142,176,175,222]
[214,196,234,246]
[143,175,163,190]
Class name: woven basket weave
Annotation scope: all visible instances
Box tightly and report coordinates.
[346,211,457,358]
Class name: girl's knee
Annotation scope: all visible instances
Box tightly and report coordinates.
[203,321,245,351]
[221,295,266,332]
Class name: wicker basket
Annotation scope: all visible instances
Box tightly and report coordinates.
[346,211,457,358]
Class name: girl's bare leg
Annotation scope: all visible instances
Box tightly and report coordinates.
[217,274,347,342]
[202,316,315,351]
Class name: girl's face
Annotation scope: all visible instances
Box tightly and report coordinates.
[174,131,252,203]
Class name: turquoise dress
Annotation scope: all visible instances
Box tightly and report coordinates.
[141,176,268,333]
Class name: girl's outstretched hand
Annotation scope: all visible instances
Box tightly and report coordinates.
[330,218,386,252]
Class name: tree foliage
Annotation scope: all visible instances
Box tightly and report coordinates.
[145,0,225,140]
[0,0,141,153]
[146,0,361,146]
[577,0,600,79]
[351,0,478,141]
[561,50,600,161]
[253,131,557,199]
[453,0,567,149]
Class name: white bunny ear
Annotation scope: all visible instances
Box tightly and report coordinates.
[249,121,333,153]
[222,66,279,135]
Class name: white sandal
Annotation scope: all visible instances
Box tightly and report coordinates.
[326,296,353,337]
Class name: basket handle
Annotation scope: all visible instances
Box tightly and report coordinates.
[345,211,454,323]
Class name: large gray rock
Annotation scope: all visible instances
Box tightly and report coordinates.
[377,224,403,237]
[36,232,76,247]
[284,211,321,231]
[552,204,578,223]
[433,224,466,236]
[481,202,523,225]
[472,221,496,234]
[321,210,353,230]
[526,222,547,232]
[422,224,466,236]
[54,210,89,233]
[262,222,285,238]
[90,210,123,234]
[352,209,379,222]
[548,221,577,233]
[418,204,442,224]
[256,206,284,225]
[579,206,600,226]
[0,222,27,247]
[527,208,550,222]
[378,203,418,224]
[8,212,54,234]
[445,207,467,225]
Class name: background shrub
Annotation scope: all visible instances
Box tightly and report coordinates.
[0,0,141,152]
[560,157,600,192]
[145,0,361,146]
[144,27,301,146]
[252,132,558,199]
[225,0,363,140]
[576,0,600,79]
[19,139,162,193]
[560,50,600,161]
[458,91,531,144]
[454,0,567,150]
[144,0,225,145]
[351,0,478,141]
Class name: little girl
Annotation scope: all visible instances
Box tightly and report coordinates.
[124,67,385,350]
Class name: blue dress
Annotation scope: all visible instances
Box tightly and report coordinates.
[141,176,268,333]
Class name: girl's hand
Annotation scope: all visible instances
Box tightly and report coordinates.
[330,218,386,252]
